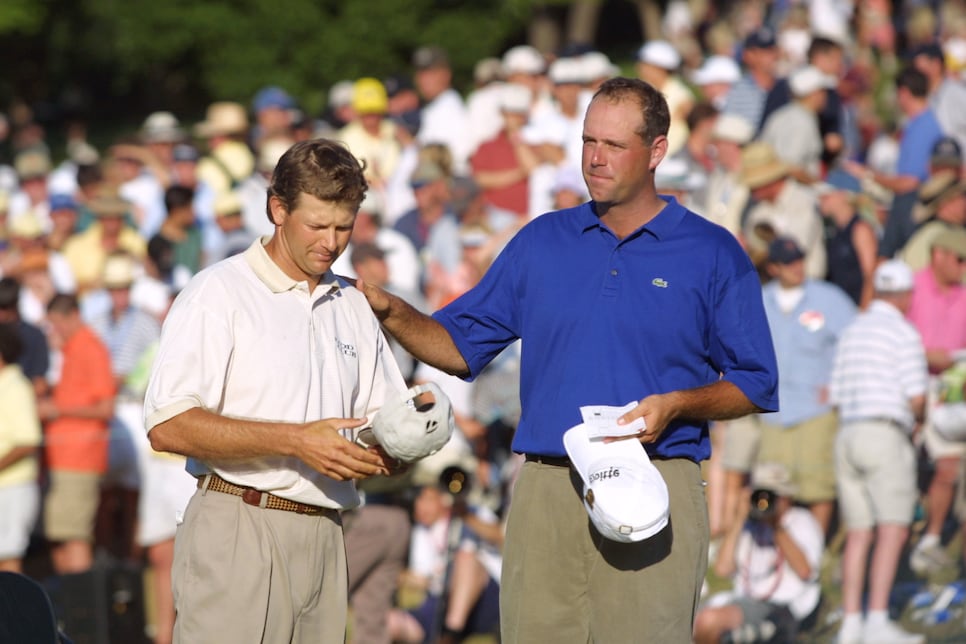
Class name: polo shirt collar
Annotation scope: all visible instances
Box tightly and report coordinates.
[243,236,341,295]
[579,196,685,240]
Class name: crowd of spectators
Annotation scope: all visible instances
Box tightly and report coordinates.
[2,0,966,642]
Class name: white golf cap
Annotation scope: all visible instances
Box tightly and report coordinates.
[789,65,834,97]
[691,55,741,86]
[637,40,681,70]
[579,51,619,81]
[711,113,755,145]
[873,259,914,293]
[499,83,532,113]
[548,57,585,85]
[563,423,669,543]
[370,382,455,462]
[502,45,545,76]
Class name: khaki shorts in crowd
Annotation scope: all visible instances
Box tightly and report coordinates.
[835,419,918,529]
[44,470,101,542]
[721,414,762,473]
[757,410,838,503]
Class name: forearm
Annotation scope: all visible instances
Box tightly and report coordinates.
[666,381,761,423]
[380,292,470,377]
[869,170,917,195]
[774,525,812,580]
[713,531,741,578]
[148,406,301,462]
[0,445,38,472]
[51,397,115,421]
[473,167,528,190]
[462,515,505,548]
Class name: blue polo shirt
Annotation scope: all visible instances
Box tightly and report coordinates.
[434,198,779,461]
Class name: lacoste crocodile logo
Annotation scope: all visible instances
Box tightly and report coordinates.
[651,278,668,288]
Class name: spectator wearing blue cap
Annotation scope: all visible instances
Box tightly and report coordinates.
[47,193,79,252]
[759,236,857,536]
[723,28,780,133]
[251,86,296,150]
[818,170,878,307]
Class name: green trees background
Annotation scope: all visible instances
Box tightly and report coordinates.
[0,0,663,141]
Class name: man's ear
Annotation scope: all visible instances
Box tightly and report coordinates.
[267,196,287,226]
[649,135,669,171]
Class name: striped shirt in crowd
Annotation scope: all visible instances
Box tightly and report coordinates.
[828,300,928,432]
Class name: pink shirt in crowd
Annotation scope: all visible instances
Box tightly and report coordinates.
[907,268,966,358]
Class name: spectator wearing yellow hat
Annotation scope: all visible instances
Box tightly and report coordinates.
[335,78,400,192]
[62,190,146,295]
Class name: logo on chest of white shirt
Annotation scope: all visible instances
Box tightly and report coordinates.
[335,338,357,359]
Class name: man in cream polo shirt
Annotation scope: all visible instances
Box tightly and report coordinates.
[144,139,406,644]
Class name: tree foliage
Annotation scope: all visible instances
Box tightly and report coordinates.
[0,0,540,120]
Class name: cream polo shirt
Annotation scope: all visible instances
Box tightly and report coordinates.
[143,237,406,509]
[0,364,42,487]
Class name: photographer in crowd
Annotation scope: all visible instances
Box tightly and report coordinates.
[693,462,823,644]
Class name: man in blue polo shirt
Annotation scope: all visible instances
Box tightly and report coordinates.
[359,77,778,643]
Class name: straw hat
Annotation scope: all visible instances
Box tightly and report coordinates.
[89,189,132,219]
[193,101,249,138]
[739,142,790,189]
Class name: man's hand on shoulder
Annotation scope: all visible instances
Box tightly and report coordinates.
[347,277,392,321]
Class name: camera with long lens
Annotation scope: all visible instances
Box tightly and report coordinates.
[749,488,778,522]
[439,464,471,497]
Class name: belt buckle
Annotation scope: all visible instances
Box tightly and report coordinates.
[241,487,267,508]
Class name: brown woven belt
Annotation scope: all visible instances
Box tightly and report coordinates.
[198,474,337,517]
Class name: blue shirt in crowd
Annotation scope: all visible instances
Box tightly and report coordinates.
[434,197,779,461]
[896,108,944,182]
[761,279,856,427]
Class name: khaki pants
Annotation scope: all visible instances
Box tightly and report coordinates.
[501,458,708,643]
[172,487,346,644]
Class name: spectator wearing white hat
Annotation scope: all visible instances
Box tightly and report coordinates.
[760,65,832,183]
[466,58,509,155]
[469,84,539,220]
[636,40,695,156]
[701,114,755,236]
[691,55,742,110]
[829,259,928,644]
[324,80,356,133]
[519,57,585,219]
[500,45,546,107]
[761,36,847,166]
[8,150,53,231]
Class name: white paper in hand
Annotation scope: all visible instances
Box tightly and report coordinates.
[579,402,646,439]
